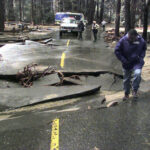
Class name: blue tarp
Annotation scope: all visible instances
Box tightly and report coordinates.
[55,13,82,22]
[55,13,68,21]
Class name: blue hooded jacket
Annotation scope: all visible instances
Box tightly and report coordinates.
[115,34,147,70]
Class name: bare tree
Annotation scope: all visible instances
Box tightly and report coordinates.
[130,0,137,28]
[8,0,15,21]
[19,0,22,21]
[143,0,150,41]
[100,0,104,23]
[0,0,5,32]
[115,0,121,37]
[31,0,34,24]
[96,0,100,20]
[39,0,44,24]
[87,0,96,24]
[124,0,131,34]
[31,0,37,25]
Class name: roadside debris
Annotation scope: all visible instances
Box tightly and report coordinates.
[88,106,91,110]
[93,147,100,150]
[61,76,81,85]
[39,38,60,47]
[101,98,106,104]
[104,29,124,43]
[16,64,55,87]
[15,64,83,87]
[52,72,81,86]
[107,101,118,107]
[40,38,53,44]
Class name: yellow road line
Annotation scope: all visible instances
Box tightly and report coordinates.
[50,119,59,150]
[67,39,70,47]
[60,40,70,68]
[60,52,66,68]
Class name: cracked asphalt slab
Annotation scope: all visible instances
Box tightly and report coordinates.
[0,30,150,150]
[0,31,122,75]
[0,30,123,111]
[0,85,101,110]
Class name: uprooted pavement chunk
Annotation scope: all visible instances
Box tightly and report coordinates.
[40,38,53,44]
[52,72,83,86]
[16,64,85,87]
[107,101,118,108]
[59,75,82,86]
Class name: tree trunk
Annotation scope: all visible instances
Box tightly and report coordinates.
[109,9,112,23]
[22,0,25,21]
[31,0,37,25]
[115,0,121,37]
[19,0,22,21]
[59,0,64,12]
[99,0,104,23]
[0,0,5,32]
[124,0,131,34]
[31,0,34,24]
[143,0,150,41]
[130,0,137,28]
[39,0,44,24]
[87,0,96,24]
[8,0,15,21]
[78,0,82,12]
[96,0,99,19]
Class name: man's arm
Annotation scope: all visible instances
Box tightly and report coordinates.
[115,39,128,64]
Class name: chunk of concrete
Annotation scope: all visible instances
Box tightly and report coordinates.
[0,85,101,110]
[40,38,53,44]
[32,73,60,87]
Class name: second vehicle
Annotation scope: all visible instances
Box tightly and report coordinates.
[60,18,79,36]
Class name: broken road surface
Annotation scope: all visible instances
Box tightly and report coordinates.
[0,30,150,150]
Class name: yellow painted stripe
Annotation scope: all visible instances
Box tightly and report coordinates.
[60,40,70,68]
[67,39,70,47]
[50,119,59,150]
[60,52,66,68]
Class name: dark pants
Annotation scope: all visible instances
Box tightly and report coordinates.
[78,31,83,39]
[93,29,98,42]
[102,25,105,31]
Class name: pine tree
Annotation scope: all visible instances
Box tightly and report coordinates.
[130,0,137,29]
[100,0,104,23]
[8,0,15,21]
[143,0,150,41]
[87,0,96,24]
[124,0,131,33]
[115,0,121,37]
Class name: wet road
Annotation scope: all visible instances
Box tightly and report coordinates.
[0,29,122,111]
[0,30,122,75]
[0,30,150,150]
[1,93,150,150]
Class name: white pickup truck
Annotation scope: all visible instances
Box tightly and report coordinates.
[60,18,79,36]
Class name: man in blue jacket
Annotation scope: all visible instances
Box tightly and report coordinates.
[115,29,147,100]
